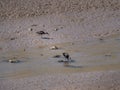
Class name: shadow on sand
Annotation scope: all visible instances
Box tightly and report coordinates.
[41,37,53,39]
[58,59,75,63]
[1,59,26,64]
[58,59,82,68]
[64,64,83,68]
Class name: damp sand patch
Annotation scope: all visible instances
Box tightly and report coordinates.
[0,35,120,78]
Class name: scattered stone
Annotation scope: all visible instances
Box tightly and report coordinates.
[40,54,43,56]
[23,49,26,51]
[10,37,16,40]
[60,26,64,29]
[71,43,74,45]
[105,54,112,57]
[36,31,49,35]
[116,29,119,32]
[58,60,64,62]
[28,28,33,31]
[53,55,61,58]
[99,38,104,41]
[50,46,58,50]
[54,26,63,31]
[8,59,19,63]
[105,55,111,57]
[54,28,59,31]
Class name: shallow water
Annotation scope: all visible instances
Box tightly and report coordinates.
[0,34,120,79]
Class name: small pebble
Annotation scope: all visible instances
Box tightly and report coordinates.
[99,38,104,41]
[71,43,74,45]
[116,29,119,31]
[23,49,26,51]
[10,37,16,40]
[40,54,43,56]
[8,59,19,63]
[54,28,59,31]
[50,46,58,50]
[105,54,112,57]
[28,28,33,31]
[53,55,61,58]
[60,26,63,29]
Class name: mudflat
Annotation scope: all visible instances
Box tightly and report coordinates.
[0,0,120,90]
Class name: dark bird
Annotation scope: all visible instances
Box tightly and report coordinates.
[62,52,71,62]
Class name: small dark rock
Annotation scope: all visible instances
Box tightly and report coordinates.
[8,59,20,63]
[23,49,26,51]
[53,55,61,58]
[71,43,74,45]
[36,31,49,35]
[10,37,16,40]
[54,28,59,31]
[105,54,112,57]
[60,26,63,29]
[116,29,119,31]
[58,60,65,62]
[28,28,33,31]
[99,38,104,41]
[50,46,59,50]
[40,54,43,56]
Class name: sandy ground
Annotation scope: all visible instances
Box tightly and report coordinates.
[0,9,120,51]
[0,0,120,90]
[0,0,119,20]
[0,70,120,90]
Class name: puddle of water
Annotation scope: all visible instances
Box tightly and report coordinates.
[0,34,120,79]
